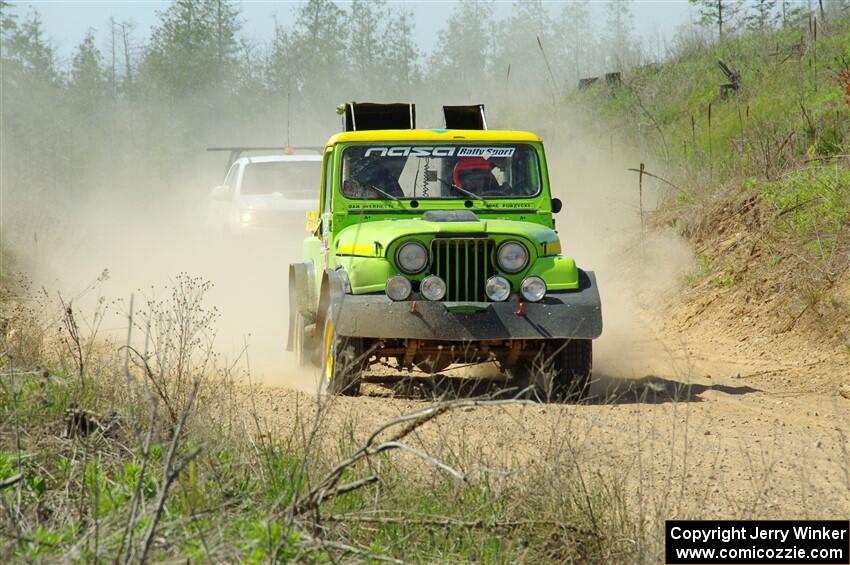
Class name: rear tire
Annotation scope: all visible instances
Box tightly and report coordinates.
[320,315,366,396]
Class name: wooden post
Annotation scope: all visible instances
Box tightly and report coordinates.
[708,103,713,183]
[123,294,134,380]
[813,16,818,93]
[691,114,696,149]
[638,162,645,240]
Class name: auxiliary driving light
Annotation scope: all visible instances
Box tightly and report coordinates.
[520,276,547,302]
[485,276,511,302]
[396,241,429,274]
[496,241,529,273]
[385,275,412,301]
[420,275,446,301]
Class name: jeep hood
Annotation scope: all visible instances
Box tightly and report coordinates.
[334,217,560,257]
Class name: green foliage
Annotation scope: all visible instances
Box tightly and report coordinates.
[761,166,850,248]
[259,447,305,505]
[604,0,637,70]
[2,9,57,82]
[590,14,849,187]
[743,0,779,32]
[0,450,15,481]
[68,31,109,114]
[270,0,347,118]
[557,1,593,79]
[429,0,495,91]
[711,270,737,288]
[682,253,714,285]
[689,0,744,38]
[142,0,241,98]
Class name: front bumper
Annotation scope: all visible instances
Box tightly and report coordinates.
[331,272,602,341]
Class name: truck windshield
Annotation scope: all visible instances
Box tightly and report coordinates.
[340,143,541,200]
[241,160,321,198]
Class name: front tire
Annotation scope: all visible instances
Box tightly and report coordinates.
[320,315,366,396]
[555,339,592,401]
[513,339,592,403]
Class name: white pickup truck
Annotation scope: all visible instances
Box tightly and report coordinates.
[206,153,322,236]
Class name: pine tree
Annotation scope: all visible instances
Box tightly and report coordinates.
[68,30,109,110]
[689,0,742,38]
[493,0,559,96]
[780,0,804,28]
[5,9,58,83]
[381,7,420,101]
[269,0,348,123]
[0,0,17,43]
[558,0,593,83]
[605,0,636,71]
[347,0,388,98]
[428,0,494,99]
[745,0,779,31]
[142,0,241,98]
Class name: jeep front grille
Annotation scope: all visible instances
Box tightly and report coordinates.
[430,238,494,301]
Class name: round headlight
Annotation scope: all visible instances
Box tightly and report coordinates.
[520,276,547,302]
[385,275,412,301]
[240,211,253,224]
[420,275,446,301]
[485,276,511,302]
[396,241,429,274]
[496,241,528,273]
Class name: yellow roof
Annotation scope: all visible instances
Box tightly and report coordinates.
[325,129,542,147]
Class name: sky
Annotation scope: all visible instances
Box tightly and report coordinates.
[11,1,697,66]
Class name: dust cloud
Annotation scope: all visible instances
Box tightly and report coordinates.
[6,149,318,391]
[5,101,692,391]
[544,109,694,381]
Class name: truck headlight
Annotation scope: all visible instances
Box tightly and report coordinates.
[385,275,412,301]
[240,211,253,224]
[496,241,528,273]
[420,275,446,301]
[520,276,546,302]
[485,276,511,302]
[396,241,428,274]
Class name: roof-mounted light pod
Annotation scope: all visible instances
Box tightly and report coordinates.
[339,102,416,132]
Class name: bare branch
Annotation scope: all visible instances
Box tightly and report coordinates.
[137,379,201,563]
[0,474,23,490]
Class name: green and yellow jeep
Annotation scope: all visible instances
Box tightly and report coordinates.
[287,104,602,401]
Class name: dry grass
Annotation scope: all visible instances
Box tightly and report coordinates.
[0,274,644,563]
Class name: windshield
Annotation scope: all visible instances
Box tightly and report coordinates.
[240,160,321,198]
[340,143,541,200]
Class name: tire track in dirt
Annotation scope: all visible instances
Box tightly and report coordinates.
[247,330,849,523]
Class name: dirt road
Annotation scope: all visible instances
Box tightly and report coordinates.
[246,315,849,525]
[26,159,847,526]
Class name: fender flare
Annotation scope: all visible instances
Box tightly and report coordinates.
[287,261,316,351]
[289,260,317,316]
[315,268,351,335]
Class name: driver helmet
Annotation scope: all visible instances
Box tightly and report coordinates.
[453,157,493,193]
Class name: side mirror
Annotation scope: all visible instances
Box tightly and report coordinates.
[551,198,563,214]
[212,185,231,201]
